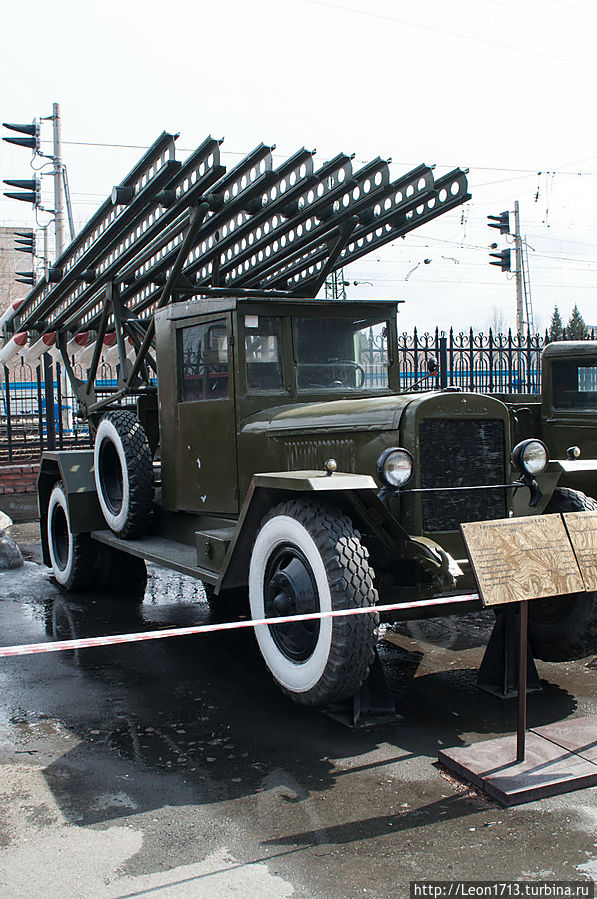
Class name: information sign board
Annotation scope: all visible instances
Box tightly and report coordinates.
[562,511,597,592]
[461,515,584,607]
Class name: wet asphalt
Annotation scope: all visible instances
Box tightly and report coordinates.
[0,519,595,898]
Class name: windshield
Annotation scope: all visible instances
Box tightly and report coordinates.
[552,358,597,409]
[294,316,389,391]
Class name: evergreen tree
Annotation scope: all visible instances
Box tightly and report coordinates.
[566,305,588,340]
[549,306,564,341]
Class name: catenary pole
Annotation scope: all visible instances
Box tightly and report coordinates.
[42,225,50,280]
[52,102,66,260]
[514,200,524,334]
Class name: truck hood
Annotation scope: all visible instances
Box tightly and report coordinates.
[241,390,511,438]
[241,394,422,436]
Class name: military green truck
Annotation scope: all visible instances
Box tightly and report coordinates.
[502,340,597,503]
[4,132,596,707]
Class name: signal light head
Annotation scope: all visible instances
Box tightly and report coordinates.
[14,230,36,256]
[3,175,40,207]
[2,122,36,136]
[15,271,36,286]
[487,211,510,235]
[2,121,41,153]
[489,248,511,272]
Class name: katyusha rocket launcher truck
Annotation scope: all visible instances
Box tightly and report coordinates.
[3,131,594,706]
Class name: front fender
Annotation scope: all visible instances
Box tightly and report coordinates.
[516,457,597,515]
[512,461,562,516]
[217,469,461,595]
[544,458,597,504]
[253,470,378,492]
[217,470,400,592]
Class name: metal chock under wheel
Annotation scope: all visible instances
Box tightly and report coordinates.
[478,606,542,699]
[323,650,402,729]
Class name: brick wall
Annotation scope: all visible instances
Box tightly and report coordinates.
[0,463,39,495]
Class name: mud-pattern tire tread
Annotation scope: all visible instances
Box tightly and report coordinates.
[253,499,379,706]
[96,410,154,539]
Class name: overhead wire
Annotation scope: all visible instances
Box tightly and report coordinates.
[300,0,597,69]
[485,0,597,31]
[33,140,596,177]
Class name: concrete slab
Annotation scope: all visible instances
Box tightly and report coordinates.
[439,732,597,807]
[532,715,597,764]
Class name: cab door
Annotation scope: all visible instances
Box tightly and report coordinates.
[175,314,238,514]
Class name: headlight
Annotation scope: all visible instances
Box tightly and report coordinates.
[512,439,548,477]
[377,447,413,488]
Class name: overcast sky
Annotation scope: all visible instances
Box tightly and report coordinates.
[1,0,596,335]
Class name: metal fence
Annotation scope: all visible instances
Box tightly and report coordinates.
[0,329,592,463]
[395,327,549,395]
[0,358,122,463]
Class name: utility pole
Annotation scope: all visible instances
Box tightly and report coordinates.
[42,225,50,281]
[52,102,67,259]
[514,200,524,335]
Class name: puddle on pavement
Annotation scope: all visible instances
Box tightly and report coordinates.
[0,561,591,809]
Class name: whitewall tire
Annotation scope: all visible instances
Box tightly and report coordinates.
[249,500,379,706]
[94,411,153,539]
[47,482,97,591]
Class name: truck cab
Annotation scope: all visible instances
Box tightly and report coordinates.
[540,341,597,459]
[155,297,401,516]
[506,341,597,498]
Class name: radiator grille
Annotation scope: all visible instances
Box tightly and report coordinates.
[419,419,506,532]
[284,438,356,472]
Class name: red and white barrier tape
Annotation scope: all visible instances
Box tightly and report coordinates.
[0,594,479,659]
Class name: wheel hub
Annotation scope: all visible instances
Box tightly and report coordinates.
[98,439,124,515]
[50,505,69,571]
[264,544,320,662]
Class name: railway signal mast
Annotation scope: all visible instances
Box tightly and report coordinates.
[2,102,72,281]
[487,203,535,335]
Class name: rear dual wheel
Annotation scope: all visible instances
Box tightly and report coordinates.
[47,481,147,596]
[249,500,379,706]
[47,483,96,591]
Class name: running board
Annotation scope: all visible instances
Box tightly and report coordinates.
[91,529,218,583]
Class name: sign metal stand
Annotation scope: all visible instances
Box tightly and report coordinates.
[517,600,528,764]
[439,514,597,806]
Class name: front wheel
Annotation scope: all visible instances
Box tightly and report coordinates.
[248,500,379,706]
[529,487,597,661]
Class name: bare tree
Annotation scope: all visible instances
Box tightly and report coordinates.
[486,306,509,336]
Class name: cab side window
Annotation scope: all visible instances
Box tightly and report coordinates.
[244,315,283,392]
[179,320,229,401]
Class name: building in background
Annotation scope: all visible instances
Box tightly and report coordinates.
[0,226,30,309]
